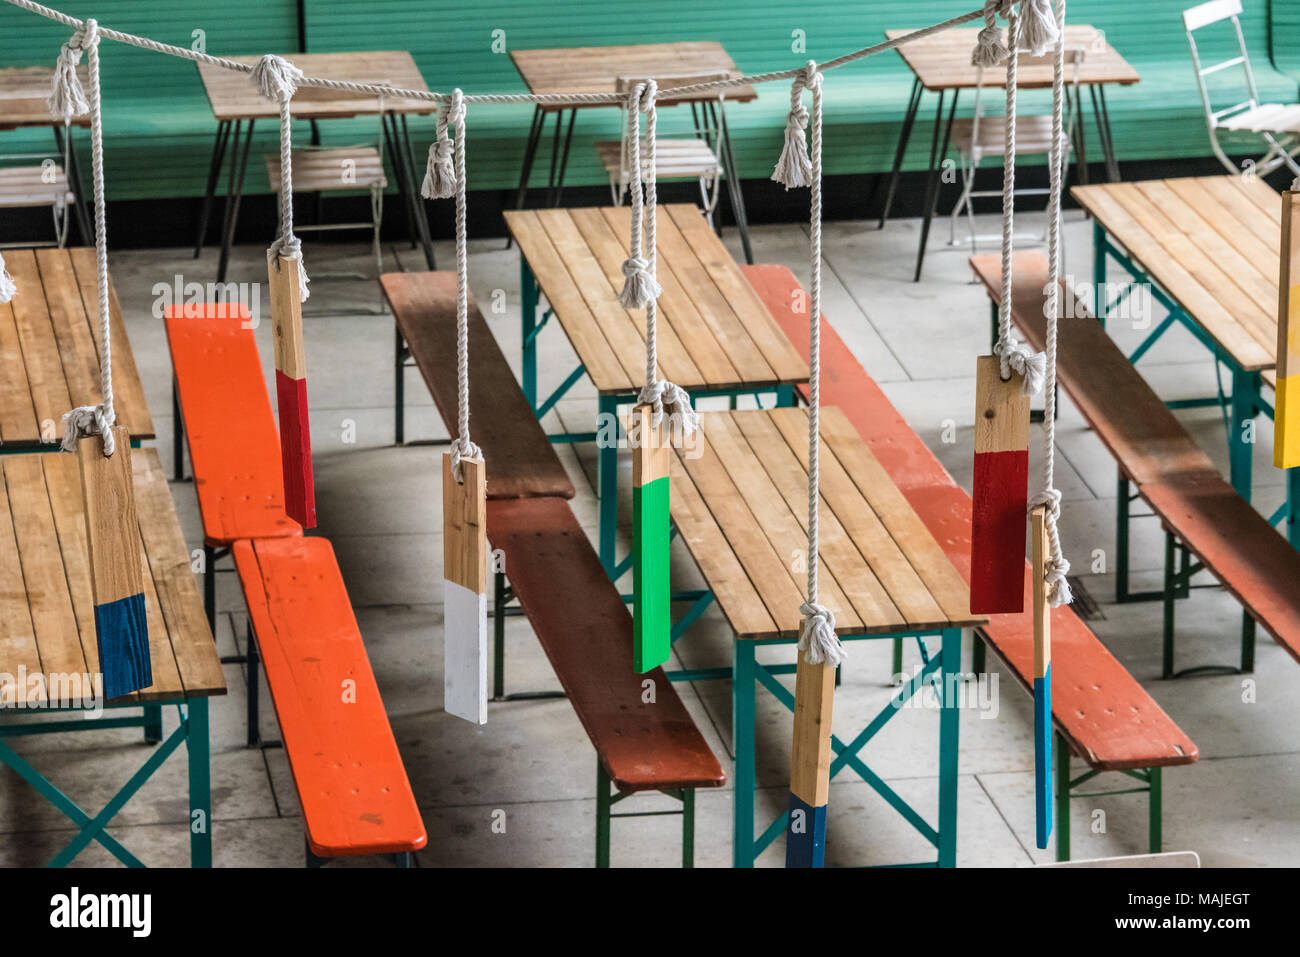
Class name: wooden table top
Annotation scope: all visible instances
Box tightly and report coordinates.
[0,448,226,708]
[1073,175,1281,375]
[886,25,1140,90]
[505,204,808,395]
[510,41,757,107]
[197,51,433,122]
[1,247,153,449]
[668,407,984,641]
[0,66,90,129]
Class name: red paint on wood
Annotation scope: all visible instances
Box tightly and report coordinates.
[275,370,315,530]
[970,449,1028,613]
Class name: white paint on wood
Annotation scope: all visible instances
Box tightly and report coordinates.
[444,578,487,725]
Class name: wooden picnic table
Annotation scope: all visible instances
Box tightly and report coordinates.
[193,51,437,280]
[1073,174,1282,505]
[504,203,808,571]
[0,246,153,449]
[0,447,224,866]
[666,406,983,866]
[881,24,1140,279]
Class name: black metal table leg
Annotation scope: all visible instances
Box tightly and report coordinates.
[549,109,578,207]
[1094,85,1120,181]
[877,78,923,229]
[913,90,957,282]
[194,120,231,258]
[397,113,436,268]
[217,119,254,285]
[715,100,754,264]
[52,123,92,244]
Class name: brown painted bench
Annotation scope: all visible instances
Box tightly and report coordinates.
[746,262,1197,861]
[379,270,574,500]
[487,496,725,866]
[972,251,1300,675]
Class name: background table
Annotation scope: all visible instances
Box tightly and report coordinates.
[194,51,437,280]
[666,406,983,866]
[509,41,757,261]
[504,203,808,572]
[0,448,225,867]
[0,246,153,449]
[880,25,1140,279]
[1073,175,1283,509]
[0,65,91,242]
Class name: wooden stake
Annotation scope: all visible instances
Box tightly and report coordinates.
[268,255,315,529]
[632,404,671,673]
[1031,503,1053,850]
[77,426,152,700]
[971,355,1030,613]
[1277,190,1300,469]
[786,653,836,867]
[443,453,487,724]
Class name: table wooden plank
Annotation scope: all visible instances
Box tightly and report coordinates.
[887,25,1139,90]
[1179,177,1281,250]
[0,299,39,444]
[0,66,90,129]
[511,42,757,105]
[0,464,43,706]
[1164,178,1278,266]
[40,451,102,677]
[37,247,102,413]
[6,249,72,439]
[1226,173,1283,223]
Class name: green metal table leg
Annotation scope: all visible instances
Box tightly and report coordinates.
[1162,531,1177,680]
[493,571,506,699]
[776,384,796,407]
[1148,766,1162,853]
[1093,221,1107,329]
[521,259,538,411]
[971,633,986,674]
[891,637,903,682]
[143,704,162,744]
[1240,612,1256,673]
[1229,366,1257,502]
[1116,470,1131,603]
[595,762,611,868]
[937,628,960,868]
[1289,466,1300,547]
[1056,733,1070,861]
[732,639,756,868]
[682,787,695,868]
[188,697,212,868]
[598,393,620,576]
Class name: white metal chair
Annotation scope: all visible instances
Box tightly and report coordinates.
[0,161,76,248]
[948,47,1085,251]
[1184,0,1300,177]
[595,73,727,226]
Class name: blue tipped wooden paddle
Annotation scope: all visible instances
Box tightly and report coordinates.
[632,405,671,673]
[1030,504,1052,849]
[787,653,835,867]
[77,426,152,700]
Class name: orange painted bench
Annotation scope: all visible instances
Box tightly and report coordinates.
[744,263,1197,860]
[972,252,1300,675]
[487,496,725,866]
[232,536,427,866]
[165,304,301,628]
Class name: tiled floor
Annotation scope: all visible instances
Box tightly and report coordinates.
[3,206,1298,867]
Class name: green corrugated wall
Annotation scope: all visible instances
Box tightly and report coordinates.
[0,0,1295,200]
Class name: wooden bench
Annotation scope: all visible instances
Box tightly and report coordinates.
[487,496,725,866]
[165,304,301,629]
[379,270,576,500]
[744,263,1197,860]
[972,252,1300,676]
[232,535,427,867]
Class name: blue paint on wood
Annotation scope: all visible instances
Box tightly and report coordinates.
[785,792,826,868]
[95,592,152,700]
[1034,665,1053,849]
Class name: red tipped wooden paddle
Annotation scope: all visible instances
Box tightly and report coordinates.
[268,256,315,528]
[970,355,1030,613]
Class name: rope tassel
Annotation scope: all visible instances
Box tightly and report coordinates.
[971,0,1012,67]
[422,92,463,200]
[0,251,15,303]
[249,52,303,102]
[1020,0,1060,56]
[798,603,843,667]
[618,257,661,309]
[48,24,91,123]
[771,64,818,190]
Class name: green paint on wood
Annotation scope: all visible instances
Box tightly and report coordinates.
[633,474,671,673]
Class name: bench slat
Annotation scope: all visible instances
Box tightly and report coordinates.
[380,271,575,500]
[232,537,427,857]
[486,497,725,791]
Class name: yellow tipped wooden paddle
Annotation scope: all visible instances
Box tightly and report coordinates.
[1277,190,1300,469]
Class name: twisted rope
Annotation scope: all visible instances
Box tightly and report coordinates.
[56,19,114,456]
[252,54,310,302]
[448,91,480,482]
[1030,0,1071,606]
[421,91,462,200]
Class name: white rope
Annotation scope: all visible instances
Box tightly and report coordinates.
[47,20,89,122]
[421,92,460,200]
[618,83,661,310]
[1030,0,1071,607]
[56,19,114,456]
[771,72,813,189]
[252,54,310,302]
[972,0,1012,67]
[986,4,1046,396]
[0,252,14,302]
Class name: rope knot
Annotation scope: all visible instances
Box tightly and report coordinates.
[1029,486,1062,523]
[772,64,818,190]
[1020,0,1060,56]
[449,436,483,484]
[250,54,303,102]
[634,79,658,113]
[267,235,310,303]
[61,403,114,455]
[1030,488,1073,606]
[48,21,97,124]
[422,89,465,200]
[995,338,1047,395]
[972,0,1013,66]
[0,251,15,303]
[618,256,662,309]
[798,602,844,667]
[638,380,698,434]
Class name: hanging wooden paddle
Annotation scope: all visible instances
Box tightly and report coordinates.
[268,254,316,529]
[1277,189,1300,469]
[1030,503,1053,849]
[786,652,835,867]
[632,405,671,673]
[971,355,1030,613]
[443,453,488,724]
[78,426,152,700]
